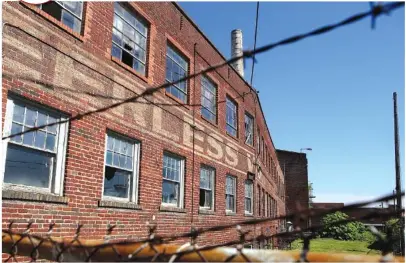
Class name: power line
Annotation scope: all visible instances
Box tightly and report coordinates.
[2,1,403,141]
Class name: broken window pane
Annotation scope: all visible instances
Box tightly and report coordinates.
[40,1,83,33]
[103,166,130,198]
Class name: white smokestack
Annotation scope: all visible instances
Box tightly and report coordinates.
[231,29,244,78]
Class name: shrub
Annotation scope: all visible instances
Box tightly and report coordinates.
[320,212,371,241]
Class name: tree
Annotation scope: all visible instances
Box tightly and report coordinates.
[320,211,367,241]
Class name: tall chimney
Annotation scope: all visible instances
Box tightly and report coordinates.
[231,29,244,77]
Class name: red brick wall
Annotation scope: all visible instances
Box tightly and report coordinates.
[276,150,308,229]
[2,2,285,253]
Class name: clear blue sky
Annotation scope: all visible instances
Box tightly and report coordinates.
[179,2,405,205]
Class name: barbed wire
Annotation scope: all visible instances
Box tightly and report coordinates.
[2,1,403,141]
[2,192,404,262]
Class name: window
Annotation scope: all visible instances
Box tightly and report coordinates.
[2,97,68,194]
[112,2,148,75]
[200,165,215,210]
[201,76,217,122]
[166,45,188,103]
[225,175,236,212]
[245,180,253,214]
[103,132,139,202]
[265,146,268,167]
[258,185,261,216]
[226,97,237,137]
[256,128,260,154]
[162,153,185,208]
[261,137,264,160]
[262,188,265,216]
[244,113,253,145]
[39,1,83,33]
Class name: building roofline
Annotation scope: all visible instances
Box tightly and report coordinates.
[276,149,307,156]
[172,2,278,153]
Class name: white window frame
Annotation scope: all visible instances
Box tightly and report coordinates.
[244,180,253,215]
[199,165,215,211]
[201,75,217,123]
[225,175,236,213]
[244,113,254,146]
[226,97,238,137]
[161,152,185,209]
[165,44,189,103]
[1,96,68,195]
[101,132,140,203]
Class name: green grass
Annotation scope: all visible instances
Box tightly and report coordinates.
[290,238,380,255]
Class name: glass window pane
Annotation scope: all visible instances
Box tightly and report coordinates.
[135,21,147,36]
[123,8,136,26]
[113,138,120,153]
[34,131,46,149]
[23,129,35,146]
[37,112,47,127]
[107,135,114,151]
[12,104,25,123]
[162,180,179,205]
[25,108,37,127]
[103,166,130,198]
[10,123,23,143]
[4,144,53,189]
[112,44,122,59]
[126,156,132,170]
[123,22,135,40]
[119,154,125,169]
[113,153,119,167]
[62,1,82,17]
[47,116,58,134]
[45,134,56,151]
[114,2,124,16]
[61,10,76,32]
[112,28,122,45]
[106,151,113,165]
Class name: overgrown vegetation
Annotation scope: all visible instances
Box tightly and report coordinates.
[319,211,371,241]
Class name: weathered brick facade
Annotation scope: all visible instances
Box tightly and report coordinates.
[1,1,285,252]
[276,149,308,229]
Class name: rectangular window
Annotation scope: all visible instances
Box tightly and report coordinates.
[244,113,254,145]
[162,153,185,208]
[112,2,148,76]
[225,175,236,212]
[166,45,188,103]
[2,97,68,194]
[261,188,266,216]
[258,185,261,216]
[265,146,268,167]
[261,137,264,160]
[244,180,253,214]
[103,132,139,202]
[226,97,237,137]
[200,165,215,210]
[201,76,217,122]
[257,128,260,155]
[39,1,83,33]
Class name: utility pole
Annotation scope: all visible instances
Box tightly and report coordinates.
[393,92,402,211]
[393,92,404,256]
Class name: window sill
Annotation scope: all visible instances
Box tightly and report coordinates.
[159,205,186,213]
[199,208,215,215]
[200,114,218,128]
[111,56,149,84]
[245,213,254,217]
[21,2,84,42]
[98,200,141,210]
[2,189,68,204]
[226,131,239,142]
[226,210,236,216]
[164,91,189,109]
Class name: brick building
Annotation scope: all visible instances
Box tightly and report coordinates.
[1,2,285,249]
[276,149,309,229]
